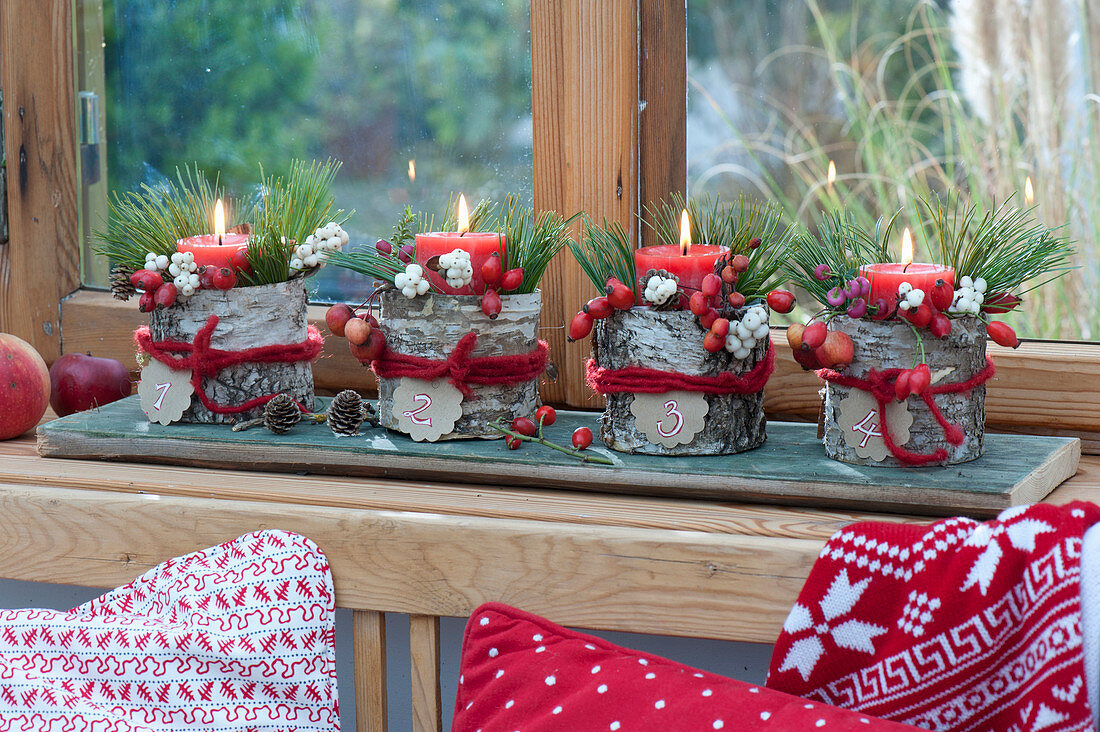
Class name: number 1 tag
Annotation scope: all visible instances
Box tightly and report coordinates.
[391,377,464,441]
[137,360,194,425]
[630,391,708,448]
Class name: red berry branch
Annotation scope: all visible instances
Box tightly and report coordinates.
[489,408,613,465]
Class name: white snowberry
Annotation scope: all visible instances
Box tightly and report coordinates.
[643,275,677,305]
[155,254,170,270]
[959,275,973,289]
[898,282,913,295]
[905,288,925,307]
[733,347,752,359]
[173,274,189,289]
[402,286,417,298]
[181,284,195,297]
[168,263,182,277]
[182,252,195,265]
[290,258,306,271]
[973,277,988,294]
[394,273,410,289]
[144,263,160,273]
[416,279,431,295]
[170,252,184,264]
[742,312,762,331]
[188,273,200,289]
[145,252,157,263]
[304,254,319,268]
[898,300,911,311]
[735,322,753,340]
[752,323,770,340]
[725,335,742,353]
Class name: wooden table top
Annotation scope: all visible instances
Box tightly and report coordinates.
[1,415,1097,644]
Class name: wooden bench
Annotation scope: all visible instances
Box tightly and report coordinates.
[0,425,1097,731]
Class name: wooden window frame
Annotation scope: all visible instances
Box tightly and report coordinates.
[3,0,1099,452]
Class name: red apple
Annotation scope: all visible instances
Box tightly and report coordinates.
[49,353,133,417]
[0,333,51,440]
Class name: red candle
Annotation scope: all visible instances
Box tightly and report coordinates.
[414,195,505,295]
[633,210,728,295]
[176,200,249,269]
[859,229,954,304]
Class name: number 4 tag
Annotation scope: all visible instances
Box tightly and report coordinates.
[137,360,195,425]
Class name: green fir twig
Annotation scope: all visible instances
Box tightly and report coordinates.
[569,217,637,292]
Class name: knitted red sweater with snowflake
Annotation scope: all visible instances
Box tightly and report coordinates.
[768,502,1100,731]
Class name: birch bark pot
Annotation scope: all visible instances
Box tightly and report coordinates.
[377,290,542,439]
[593,307,768,456]
[822,316,987,466]
[148,280,315,424]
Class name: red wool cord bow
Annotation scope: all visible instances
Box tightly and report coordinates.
[371,331,549,399]
[134,315,324,415]
[586,342,775,396]
[816,356,996,466]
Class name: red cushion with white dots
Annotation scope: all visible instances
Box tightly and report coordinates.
[453,602,916,731]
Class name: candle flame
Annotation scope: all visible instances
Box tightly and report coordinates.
[1025,175,1034,206]
[457,194,470,234]
[408,159,416,182]
[679,209,691,255]
[214,199,226,237]
[901,227,913,266]
[827,160,836,187]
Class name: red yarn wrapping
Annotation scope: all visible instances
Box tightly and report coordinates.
[585,342,775,396]
[134,315,324,415]
[371,332,549,399]
[817,356,996,466]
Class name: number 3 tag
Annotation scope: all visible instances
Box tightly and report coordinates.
[391,377,464,441]
[137,360,195,425]
[630,390,708,448]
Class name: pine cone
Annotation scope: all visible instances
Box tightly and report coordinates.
[328,390,365,436]
[263,393,301,434]
[110,264,137,301]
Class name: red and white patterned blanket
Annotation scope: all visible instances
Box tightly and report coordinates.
[0,530,338,731]
[768,502,1100,731]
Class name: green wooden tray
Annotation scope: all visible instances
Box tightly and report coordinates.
[37,396,1080,517]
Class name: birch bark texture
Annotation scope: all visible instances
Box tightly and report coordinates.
[592,308,768,456]
[377,291,542,439]
[147,280,315,424]
[822,316,987,466]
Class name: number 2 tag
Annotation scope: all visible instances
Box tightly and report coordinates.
[391,378,464,441]
[630,391,708,448]
[137,360,194,425]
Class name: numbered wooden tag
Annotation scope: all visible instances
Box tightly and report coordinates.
[630,391,708,448]
[836,390,913,461]
[391,377,464,442]
[137,360,194,425]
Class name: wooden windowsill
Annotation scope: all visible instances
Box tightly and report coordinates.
[64,287,1100,451]
[0,418,1098,645]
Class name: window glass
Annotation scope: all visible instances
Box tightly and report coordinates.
[688,0,1098,340]
[78,0,533,302]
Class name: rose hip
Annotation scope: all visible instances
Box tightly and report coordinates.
[572,427,593,450]
[500,268,524,292]
[727,292,746,309]
[801,321,827,350]
[511,417,538,437]
[481,253,503,287]
[536,405,557,427]
[986,321,1020,348]
[766,289,795,313]
[701,273,722,297]
[584,296,614,320]
[481,289,503,319]
[344,317,371,346]
[568,311,594,341]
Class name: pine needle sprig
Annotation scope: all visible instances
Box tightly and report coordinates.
[921,194,1074,297]
[645,192,731,246]
[785,211,899,307]
[569,217,637,292]
[490,196,579,294]
[242,159,349,287]
[720,196,797,299]
[324,244,406,285]
[93,165,240,270]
